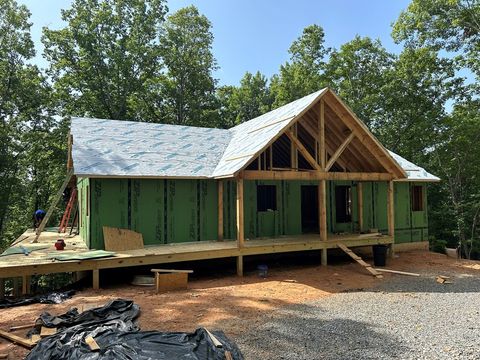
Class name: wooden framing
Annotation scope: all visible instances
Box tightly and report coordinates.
[218,180,223,241]
[319,180,327,242]
[325,132,355,171]
[285,130,320,170]
[357,182,364,232]
[236,177,244,248]
[243,170,393,181]
[319,99,326,170]
[387,180,395,237]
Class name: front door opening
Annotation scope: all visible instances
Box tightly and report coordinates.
[301,185,319,233]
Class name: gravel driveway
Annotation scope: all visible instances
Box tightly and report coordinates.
[235,270,480,359]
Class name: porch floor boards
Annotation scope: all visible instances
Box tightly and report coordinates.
[0,229,393,279]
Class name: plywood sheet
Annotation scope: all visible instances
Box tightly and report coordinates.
[103,226,144,251]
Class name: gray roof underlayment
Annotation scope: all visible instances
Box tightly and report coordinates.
[70,89,439,182]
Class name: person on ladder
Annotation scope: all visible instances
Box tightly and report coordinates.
[33,209,46,229]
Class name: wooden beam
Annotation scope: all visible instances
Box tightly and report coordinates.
[285,130,320,170]
[325,132,355,171]
[218,180,223,241]
[319,179,327,242]
[387,180,395,237]
[319,99,326,170]
[21,275,30,295]
[92,269,99,290]
[243,170,393,181]
[0,329,35,349]
[236,177,244,248]
[34,168,74,242]
[236,255,243,277]
[357,182,364,232]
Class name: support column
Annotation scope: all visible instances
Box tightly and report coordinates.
[92,269,100,290]
[357,182,364,232]
[387,180,395,258]
[236,177,244,276]
[236,255,243,277]
[319,179,328,266]
[218,180,223,241]
[21,275,31,296]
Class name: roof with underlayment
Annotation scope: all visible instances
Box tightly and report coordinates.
[70,89,439,182]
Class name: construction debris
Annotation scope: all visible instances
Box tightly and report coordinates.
[374,269,420,277]
[0,290,74,309]
[26,299,243,359]
[0,329,35,349]
[337,243,383,278]
[436,275,453,284]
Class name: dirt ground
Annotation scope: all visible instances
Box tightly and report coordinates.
[1,250,479,359]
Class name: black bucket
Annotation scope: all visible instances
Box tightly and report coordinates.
[372,245,388,267]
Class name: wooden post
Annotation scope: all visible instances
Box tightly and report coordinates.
[319,99,326,170]
[387,180,395,258]
[92,270,100,290]
[387,181,394,237]
[236,255,243,277]
[321,248,328,266]
[236,177,244,248]
[319,179,328,266]
[21,276,31,296]
[218,180,223,241]
[13,278,20,297]
[357,182,364,233]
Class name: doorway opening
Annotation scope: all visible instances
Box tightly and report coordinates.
[301,185,319,233]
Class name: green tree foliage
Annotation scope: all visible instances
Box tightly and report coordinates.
[217,71,273,127]
[392,0,480,79]
[42,0,168,120]
[270,24,330,106]
[156,6,219,126]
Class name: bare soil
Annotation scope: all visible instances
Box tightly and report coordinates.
[1,250,479,359]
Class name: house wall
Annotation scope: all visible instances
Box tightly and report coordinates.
[78,178,428,249]
[77,177,90,248]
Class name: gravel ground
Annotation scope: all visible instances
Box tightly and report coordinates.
[235,271,480,359]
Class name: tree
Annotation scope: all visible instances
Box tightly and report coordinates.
[324,36,395,130]
[156,5,219,127]
[42,0,168,120]
[217,71,273,127]
[392,0,480,80]
[270,24,330,106]
[0,0,59,248]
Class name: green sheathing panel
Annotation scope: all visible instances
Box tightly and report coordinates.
[89,178,218,249]
[90,178,128,249]
[222,180,237,240]
[131,179,164,245]
[392,182,429,244]
[77,177,90,247]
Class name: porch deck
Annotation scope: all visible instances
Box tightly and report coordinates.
[0,229,393,281]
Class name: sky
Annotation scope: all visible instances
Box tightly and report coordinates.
[18,0,411,86]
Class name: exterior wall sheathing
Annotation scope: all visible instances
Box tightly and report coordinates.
[80,178,428,249]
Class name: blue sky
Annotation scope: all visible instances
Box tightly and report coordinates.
[19,0,411,86]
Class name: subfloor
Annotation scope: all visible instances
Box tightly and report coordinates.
[1,250,479,359]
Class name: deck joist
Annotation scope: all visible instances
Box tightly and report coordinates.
[0,230,393,279]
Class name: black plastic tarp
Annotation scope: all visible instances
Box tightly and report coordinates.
[0,290,74,309]
[26,299,243,360]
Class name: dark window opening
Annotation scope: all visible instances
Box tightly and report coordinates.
[246,157,259,170]
[411,185,424,211]
[335,185,352,223]
[257,185,277,212]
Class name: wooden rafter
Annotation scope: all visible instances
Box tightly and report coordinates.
[285,129,320,170]
[325,132,355,171]
[319,100,326,170]
[243,170,393,181]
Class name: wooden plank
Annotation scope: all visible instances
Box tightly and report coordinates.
[40,326,56,337]
[34,168,74,242]
[387,181,395,237]
[319,99,326,170]
[357,182,364,232]
[85,335,100,351]
[218,181,224,241]
[22,275,30,295]
[102,226,144,251]
[205,328,223,348]
[236,255,243,277]
[319,180,327,242]
[337,243,383,278]
[9,324,33,332]
[325,132,355,171]
[154,272,188,293]
[0,329,35,349]
[375,268,420,277]
[285,130,320,170]
[151,269,193,273]
[225,351,234,360]
[242,170,393,181]
[236,178,244,248]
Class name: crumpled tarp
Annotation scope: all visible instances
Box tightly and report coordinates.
[27,299,243,360]
[0,290,75,309]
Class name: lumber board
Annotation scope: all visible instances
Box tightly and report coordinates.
[325,132,355,171]
[102,226,144,251]
[225,351,233,360]
[374,268,420,277]
[154,272,188,294]
[205,328,223,348]
[0,329,35,349]
[285,130,321,170]
[85,335,100,351]
[9,323,34,332]
[337,243,382,278]
[151,269,193,273]
[40,326,56,337]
